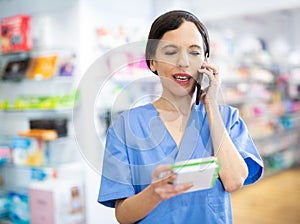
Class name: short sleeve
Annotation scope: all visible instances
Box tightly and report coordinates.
[98,116,135,208]
[224,106,264,185]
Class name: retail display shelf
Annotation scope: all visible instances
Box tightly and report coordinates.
[0,52,30,58]
[263,148,300,177]
[3,163,59,171]
[242,114,278,122]
[0,108,74,117]
[223,98,246,105]
[225,97,273,107]
[243,111,300,122]
[221,78,248,84]
[0,76,74,84]
[0,47,75,56]
[255,130,299,157]
[0,108,74,112]
[0,135,73,142]
[223,78,274,85]
[1,161,81,171]
[0,47,76,83]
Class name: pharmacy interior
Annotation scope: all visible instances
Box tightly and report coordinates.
[0,0,300,223]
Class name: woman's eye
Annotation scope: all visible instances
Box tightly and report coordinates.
[190,51,201,56]
[164,51,177,55]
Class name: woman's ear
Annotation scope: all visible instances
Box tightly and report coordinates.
[149,60,157,73]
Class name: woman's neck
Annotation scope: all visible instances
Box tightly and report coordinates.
[154,94,193,116]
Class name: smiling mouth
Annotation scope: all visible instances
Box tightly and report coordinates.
[172,74,192,82]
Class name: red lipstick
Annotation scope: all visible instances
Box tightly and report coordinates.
[172,73,193,85]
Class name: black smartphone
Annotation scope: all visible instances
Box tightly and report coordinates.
[195,67,204,105]
[195,66,211,105]
[194,80,200,105]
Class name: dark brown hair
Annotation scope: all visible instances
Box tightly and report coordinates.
[145,10,210,75]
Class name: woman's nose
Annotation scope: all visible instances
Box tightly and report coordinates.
[177,51,190,68]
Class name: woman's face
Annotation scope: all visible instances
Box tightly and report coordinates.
[150,21,205,99]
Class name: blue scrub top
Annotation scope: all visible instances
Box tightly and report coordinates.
[98,103,264,223]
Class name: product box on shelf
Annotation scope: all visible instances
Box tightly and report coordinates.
[12,129,59,166]
[29,178,85,224]
[30,119,68,137]
[1,15,32,54]
[58,54,76,77]
[8,190,30,224]
[25,54,58,80]
[0,145,11,165]
[12,136,45,166]
[18,129,58,142]
[1,57,31,81]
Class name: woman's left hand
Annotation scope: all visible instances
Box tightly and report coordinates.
[150,165,193,200]
[198,63,221,105]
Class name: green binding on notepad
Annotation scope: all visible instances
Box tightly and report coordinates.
[170,157,221,193]
[171,158,216,169]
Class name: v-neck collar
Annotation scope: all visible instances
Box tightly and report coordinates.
[149,103,208,162]
[149,103,192,147]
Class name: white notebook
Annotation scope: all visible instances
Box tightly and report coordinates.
[171,157,220,193]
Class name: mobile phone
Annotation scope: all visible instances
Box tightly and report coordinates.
[195,67,210,105]
[195,82,202,105]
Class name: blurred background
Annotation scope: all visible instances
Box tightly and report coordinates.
[0,0,299,223]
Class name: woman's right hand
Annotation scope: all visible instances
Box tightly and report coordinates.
[150,164,193,201]
[198,62,220,106]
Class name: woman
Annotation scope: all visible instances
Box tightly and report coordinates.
[98,10,263,223]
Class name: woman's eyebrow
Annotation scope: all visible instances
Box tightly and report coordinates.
[159,44,203,51]
[159,44,178,50]
[189,44,202,50]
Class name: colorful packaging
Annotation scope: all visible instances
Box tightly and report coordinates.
[25,55,58,80]
[1,57,30,81]
[8,191,30,224]
[12,136,44,166]
[29,179,85,224]
[59,54,76,77]
[0,145,11,165]
[1,15,32,54]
